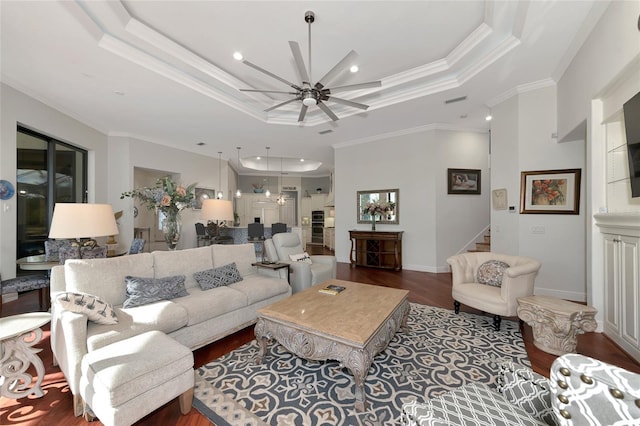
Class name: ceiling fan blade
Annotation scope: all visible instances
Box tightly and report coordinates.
[265,97,299,112]
[289,41,310,84]
[326,81,381,93]
[243,60,301,91]
[298,105,308,122]
[315,50,358,90]
[317,101,339,121]
[327,96,369,110]
[240,89,298,95]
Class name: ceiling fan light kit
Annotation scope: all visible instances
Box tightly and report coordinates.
[240,10,381,122]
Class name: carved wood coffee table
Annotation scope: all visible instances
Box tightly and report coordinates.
[255,279,410,412]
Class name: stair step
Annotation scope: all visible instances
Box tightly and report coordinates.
[474,242,491,252]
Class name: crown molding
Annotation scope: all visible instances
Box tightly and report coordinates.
[486,78,556,107]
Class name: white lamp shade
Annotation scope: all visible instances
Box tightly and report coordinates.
[49,203,119,239]
[200,199,234,222]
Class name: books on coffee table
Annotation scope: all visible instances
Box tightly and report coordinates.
[318,284,346,295]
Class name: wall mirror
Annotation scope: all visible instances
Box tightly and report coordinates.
[357,189,399,224]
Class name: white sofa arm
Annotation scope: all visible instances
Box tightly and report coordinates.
[288,261,313,293]
[50,307,89,414]
[309,255,337,279]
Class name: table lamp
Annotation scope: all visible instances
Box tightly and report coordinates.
[200,199,233,238]
[49,203,119,244]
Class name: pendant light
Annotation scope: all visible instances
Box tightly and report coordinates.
[265,147,271,198]
[276,157,286,206]
[235,147,242,198]
[216,152,224,199]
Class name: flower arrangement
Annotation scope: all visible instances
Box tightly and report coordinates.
[363,201,395,217]
[121,176,197,219]
[532,179,565,205]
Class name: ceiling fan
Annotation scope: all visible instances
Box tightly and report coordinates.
[240,10,381,122]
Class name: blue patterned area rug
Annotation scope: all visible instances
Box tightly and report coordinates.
[193,303,530,426]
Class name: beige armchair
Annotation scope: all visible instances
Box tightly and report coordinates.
[264,233,336,293]
[447,252,541,330]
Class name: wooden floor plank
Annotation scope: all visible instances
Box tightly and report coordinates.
[2,252,638,425]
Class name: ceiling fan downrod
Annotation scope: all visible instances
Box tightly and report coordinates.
[305,11,314,85]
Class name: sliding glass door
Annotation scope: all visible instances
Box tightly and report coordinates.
[16,126,87,261]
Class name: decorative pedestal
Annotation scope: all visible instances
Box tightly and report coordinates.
[517,295,598,356]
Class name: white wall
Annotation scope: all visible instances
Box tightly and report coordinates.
[557,1,640,142]
[495,85,586,300]
[335,129,489,272]
[0,84,108,280]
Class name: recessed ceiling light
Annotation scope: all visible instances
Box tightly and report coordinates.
[300,158,305,162]
[233,52,243,61]
[485,115,492,121]
[350,65,358,73]
[256,156,261,160]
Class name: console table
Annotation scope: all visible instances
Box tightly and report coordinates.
[349,230,403,271]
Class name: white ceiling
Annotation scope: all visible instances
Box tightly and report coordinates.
[0,1,606,176]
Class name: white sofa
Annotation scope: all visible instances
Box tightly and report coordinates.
[50,243,291,416]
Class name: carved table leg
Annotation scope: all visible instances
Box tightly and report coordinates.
[344,349,373,412]
[254,318,269,364]
[0,328,46,399]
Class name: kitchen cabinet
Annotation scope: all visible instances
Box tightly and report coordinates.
[323,228,335,251]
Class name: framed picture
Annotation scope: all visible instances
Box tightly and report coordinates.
[447,168,481,194]
[520,169,581,214]
[492,188,507,210]
[194,187,216,209]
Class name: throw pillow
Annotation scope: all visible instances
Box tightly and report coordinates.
[80,246,107,259]
[55,291,118,325]
[123,275,189,308]
[476,260,510,287]
[193,262,243,291]
[58,245,81,264]
[289,252,312,264]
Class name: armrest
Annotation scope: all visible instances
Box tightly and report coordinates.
[550,354,640,425]
[309,255,337,278]
[287,261,312,293]
[504,260,542,278]
[50,308,89,397]
[497,361,558,426]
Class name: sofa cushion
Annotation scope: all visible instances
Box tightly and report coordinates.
[211,243,258,277]
[477,260,510,287]
[403,383,546,426]
[64,254,155,306]
[123,275,189,308]
[152,246,214,289]
[86,301,189,351]
[171,286,248,326]
[497,362,557,426]
[229,274,291,305]
[55,292,118,325]
[193,262,243,290]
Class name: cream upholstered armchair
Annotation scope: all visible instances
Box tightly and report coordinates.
[264,233,336,293]
[447,252,541,330]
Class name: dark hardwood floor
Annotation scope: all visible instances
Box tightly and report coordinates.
[2,249,639,425]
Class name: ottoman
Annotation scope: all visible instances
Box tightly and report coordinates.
[79,330,194,426]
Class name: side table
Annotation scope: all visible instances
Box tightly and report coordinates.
[517,295,597,356]
[0,312,51,399]
[252,262,290,285]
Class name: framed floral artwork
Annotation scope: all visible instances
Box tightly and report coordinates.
[447,169,481,194]
[519,169,581,214]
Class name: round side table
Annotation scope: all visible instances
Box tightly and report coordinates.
[0,312,51,399]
